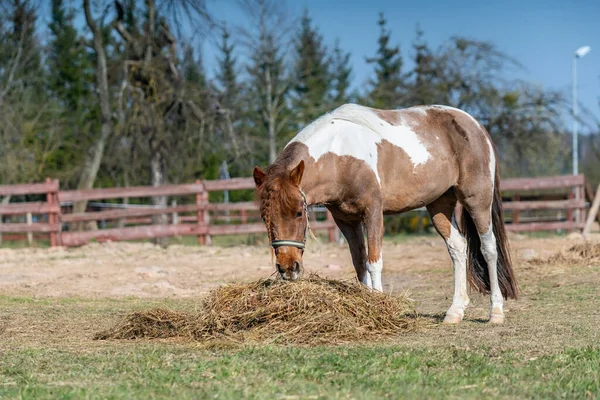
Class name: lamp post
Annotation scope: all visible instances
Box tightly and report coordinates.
[572,45,591,176]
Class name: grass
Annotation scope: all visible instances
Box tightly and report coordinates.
[1,244,600,399]
[2,344,599,399]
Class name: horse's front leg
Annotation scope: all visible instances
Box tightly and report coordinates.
[364,208,384,292]
[331,215,371,288]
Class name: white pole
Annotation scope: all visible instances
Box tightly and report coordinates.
[572,55,578,176]
[572,45,591,176]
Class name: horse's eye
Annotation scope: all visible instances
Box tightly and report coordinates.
[296,211,303,218]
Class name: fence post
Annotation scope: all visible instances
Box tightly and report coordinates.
[46,177,58,247]
[26,212,33,245]
[326,210,337,243]
[203,187,212,245]
[171,199,179,225]
[583,183,600,238]
[196,180,206,245]
[567,190,575,233]
[241,209,247,224]
[578,184,586,228]
[512,193,520,225]
[196,180,211,245]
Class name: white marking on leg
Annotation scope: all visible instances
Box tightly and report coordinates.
[444,214,469,323]
[361,270,373,289]
[287,104,431,183]
[482,136,503,322]
[366,251,383,292]
[481,224,504,323]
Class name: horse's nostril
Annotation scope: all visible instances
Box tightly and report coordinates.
[293,261,301,272]
[276,263,284,274]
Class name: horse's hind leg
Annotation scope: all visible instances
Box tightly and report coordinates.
[332,216,371,288]
[426,192,469,324]
[458,187,505,324]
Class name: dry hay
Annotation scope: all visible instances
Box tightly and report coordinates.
[529,242,600,266]
[95,274,420,345]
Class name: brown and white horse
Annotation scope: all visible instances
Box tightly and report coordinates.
[253,103,518,324]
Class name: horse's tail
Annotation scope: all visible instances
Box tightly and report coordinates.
[461,168,519,299]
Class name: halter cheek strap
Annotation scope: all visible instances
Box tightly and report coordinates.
[270,189,309,251]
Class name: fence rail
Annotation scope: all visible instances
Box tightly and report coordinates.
[500,174,594,233]
[0,175,598,247]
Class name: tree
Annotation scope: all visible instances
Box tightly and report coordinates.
[48,0,90,110]
[365,13,404,109]
[408,25,438,105]
[44,0,95,185]
[214,24,247,175]
[241,0,293,164]
[330,39,353,107]
[0,0,53,184]
[73,0,114,225]
[291,9,329,125]
[216,24,239,111]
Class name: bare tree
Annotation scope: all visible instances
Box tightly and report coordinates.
[240,0,293,164]
[72,0,115,228]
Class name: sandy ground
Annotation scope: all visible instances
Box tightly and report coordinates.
[1,233,594,301]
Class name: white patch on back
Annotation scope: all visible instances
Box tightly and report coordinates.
[408,107,428,116]
[288,104,430,183]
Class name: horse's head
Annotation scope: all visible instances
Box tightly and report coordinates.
[253,160,307,281]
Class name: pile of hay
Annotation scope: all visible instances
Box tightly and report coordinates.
[95,275,420,345]
[530,242,600,266]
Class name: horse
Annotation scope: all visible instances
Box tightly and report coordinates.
[253,103,518,324]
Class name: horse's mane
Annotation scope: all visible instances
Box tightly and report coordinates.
[256,146,303,223]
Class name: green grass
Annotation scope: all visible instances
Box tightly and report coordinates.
[2,240,599,399]
[1,344,599,399]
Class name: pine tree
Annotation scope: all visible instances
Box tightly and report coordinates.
[330,39,352,107]
[215,24,240,110]
[365,13,404,109]
[292,9,329,125]
[10,0,42,77]
[410,25,438,105]
[48,0,91,110]
[182,45,207,89]
[245,2,291,165]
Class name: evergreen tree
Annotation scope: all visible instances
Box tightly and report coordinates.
[365,13,404,109]
[292,9,329,124]
[182,45,206,89]
[48,0,91,110]
[409,25,438,105]
[330,39,352,107]
[245,5,291,164]
[10,0,42,78]
[215,24,240,110]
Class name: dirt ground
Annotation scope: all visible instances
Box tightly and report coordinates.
[1,232,597,308]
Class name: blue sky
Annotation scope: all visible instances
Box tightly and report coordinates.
[203,0,599,133]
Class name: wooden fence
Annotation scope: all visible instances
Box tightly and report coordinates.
[500,174,596,233]
[0,177,337,247]
[0,174,598,247]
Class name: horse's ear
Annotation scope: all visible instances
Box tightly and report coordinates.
[253,166,266,188]
[290,160,305,187]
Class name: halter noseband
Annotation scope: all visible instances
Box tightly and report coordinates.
[270,189,309,251]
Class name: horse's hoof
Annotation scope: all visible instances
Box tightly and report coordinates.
[443,314,463,324]
[489,314,505,324]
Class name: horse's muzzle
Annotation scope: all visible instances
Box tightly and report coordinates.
[277,260,302,281]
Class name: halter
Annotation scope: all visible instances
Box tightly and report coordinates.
[270,189,309,251]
